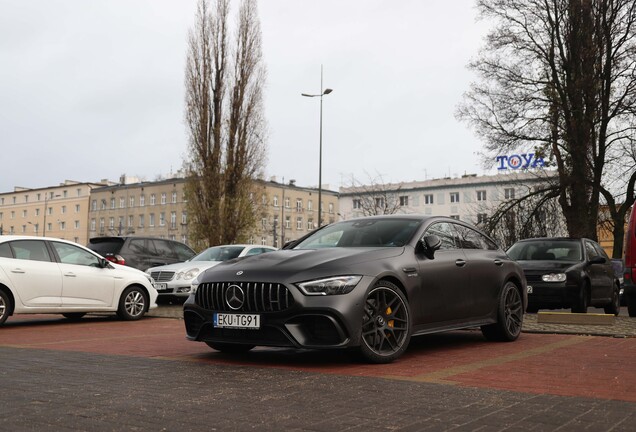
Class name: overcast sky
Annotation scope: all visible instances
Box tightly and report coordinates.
[0,0,492,193]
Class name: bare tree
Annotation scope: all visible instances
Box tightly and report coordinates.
[184,0,266,250]
[458,0,636,256]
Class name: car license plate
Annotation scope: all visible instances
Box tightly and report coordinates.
[214,313,260,329]
[527,285,533,294]
[156,283,168,290]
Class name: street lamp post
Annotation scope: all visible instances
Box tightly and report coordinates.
[302,66,333,228]
[42,193,60,237]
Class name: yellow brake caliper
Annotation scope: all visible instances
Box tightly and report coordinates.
[386,306,394,328]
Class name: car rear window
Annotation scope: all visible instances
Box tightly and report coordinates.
[87,238,125,254]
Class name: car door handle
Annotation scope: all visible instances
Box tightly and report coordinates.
[11,268,25,274]
[63,272,77,278]
[455,259,466,267]
[494,259,503,266]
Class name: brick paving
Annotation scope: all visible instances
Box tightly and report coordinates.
[2,305,636,431]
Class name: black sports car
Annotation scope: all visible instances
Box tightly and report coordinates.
[507,238,621,314]
[184,215,527,363]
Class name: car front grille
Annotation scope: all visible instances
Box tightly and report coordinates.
[195,281,293,313]
[151,271,175,282]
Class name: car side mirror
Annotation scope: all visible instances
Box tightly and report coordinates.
[99,258,111,268]
[420,234,442,258]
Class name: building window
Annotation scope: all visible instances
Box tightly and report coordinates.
[296,199,303,212]
[75,204,80,213]
[59,221,66,231]
[101,199,106,210]
[22,210,27,217]
[21,225,26,233]
[35,209,40,216]
[24,195,28,203]
[140,195,145,207]
[109,218,114,229]
[77,188,81,197]
[273,195,279,207]
[91,200,97,211]
[150,194,156,205]
[47,207,52,216]
[261,217,267,229]
[450,192,460,203]
[399,196,409,207]
[353,199,362,209]
[328,203,334,213]
[33,223,39,233]
[375,197,385,209]
[110,198,116,209]
[10,211,15,219]
[307,200,313,212]
[161,193,166,205]
[262,194,267,205]
[119,197,125,208]
[477,190,487,201]
[284,197,290,208]
[74,220,80,229]
[63,190,68,198]
[307,219,314,230]
[139,214,145,228]
[149,214,155,227]
[128,215,134,228]
[504,188,515,199]
[130,196,135,208]
[181,212,187,225]
[61,206,66,214]
[159,212,165,226]
[172,192,177,204]
[170,212,176,228]
[261,237,267,246]
[99,218,105,231]
[90,219,96,231]
[296,216,303,230]
[285,216,291,229]
[477,213,488,224]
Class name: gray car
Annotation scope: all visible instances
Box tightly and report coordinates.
[184,215,527,363]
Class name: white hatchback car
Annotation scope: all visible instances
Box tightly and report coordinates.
[0,236,158,325]
[147,244,276,298]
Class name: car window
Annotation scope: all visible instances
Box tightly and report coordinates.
[51,242,100,267]
[0,243,13,258]
[9,240,52,262]
[593,242,610,260]
[152,240,177,258]
[87,238,124,254]
[245,247,262,256]
[585,241,599,260]
[129,239,151,255]
[507,240,582,261]
[172,242,195,261]
[454,225,498,250]
[425,222,459,250]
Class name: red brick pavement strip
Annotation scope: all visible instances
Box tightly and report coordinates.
[2,313,636,404]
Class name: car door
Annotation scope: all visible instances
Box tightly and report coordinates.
[454,224,503,319]
[415,221,469,325]
[3,240,63,307]
[50,241,116,307]
[584,240,613,302]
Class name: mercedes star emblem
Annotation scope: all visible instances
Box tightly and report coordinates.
[225,284,245,310]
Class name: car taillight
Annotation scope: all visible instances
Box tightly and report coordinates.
[105,255,126,265]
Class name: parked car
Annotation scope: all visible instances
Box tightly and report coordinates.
[507,238,620,315]
[624,205,636,316]
[183,215,527,363]
[87,236,195,271]
[0,236,158,325]
[611,258,625,305]
[147,245,276,298]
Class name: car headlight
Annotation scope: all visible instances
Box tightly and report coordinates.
[145,273,155,286]
[183,268,200,280]
[191,274,202,295]
[542,273,566,282]
[296,276,362,296]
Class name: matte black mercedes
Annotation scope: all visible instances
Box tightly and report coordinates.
[184,215,527,363]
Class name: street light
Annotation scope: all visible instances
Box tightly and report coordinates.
[302,66,333,228]
[42,193,60,237]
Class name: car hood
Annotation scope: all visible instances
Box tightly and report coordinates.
[146,260,222,273]
[197,247,406,283]
[110,262,153,278]
[516,260,578,272]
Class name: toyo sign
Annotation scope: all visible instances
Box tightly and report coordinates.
[496,153,545,170]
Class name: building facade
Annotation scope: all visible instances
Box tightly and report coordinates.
[339,172,559,227]
[252,179,339,248]
[88,178,190,245]
[0,180,110,245]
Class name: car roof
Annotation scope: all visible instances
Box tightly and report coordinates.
[0,235,78,244]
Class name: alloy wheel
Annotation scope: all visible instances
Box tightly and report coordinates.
[503,284,523,337]
[361,285,410,358]
[125,290,145,317]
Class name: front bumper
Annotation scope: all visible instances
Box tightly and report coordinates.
[526,282,579,308]
[154,281,195,297]
[183,277,374,349]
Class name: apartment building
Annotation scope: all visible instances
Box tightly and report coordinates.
[252,178,339,248]
[0,180,111,245]
[88,177,190,244]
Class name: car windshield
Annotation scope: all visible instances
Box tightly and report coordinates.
[294,218,422,249]
[191,246,245,262]
[87,238,124,254]
[507,240,582,261]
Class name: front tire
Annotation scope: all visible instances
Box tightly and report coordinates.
[571,283,589,314]
[604,285,620,316]
[359,281,411,364]
[481,281,523,342]
[0,290,11,325]
[117,286,148,320]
